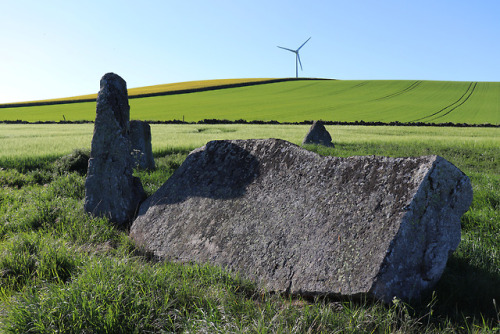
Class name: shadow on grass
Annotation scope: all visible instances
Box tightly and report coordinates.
[414,254,500,328]
[289,242,500,330]
[153,147,194,158]
[0,155,60,172]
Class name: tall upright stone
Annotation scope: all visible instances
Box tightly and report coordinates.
[84,73,145,226]
[302,120,334,147]
[130,120,155,170]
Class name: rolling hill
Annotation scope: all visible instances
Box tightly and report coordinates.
[1,79,499,125]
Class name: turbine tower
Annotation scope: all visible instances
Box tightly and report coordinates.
[277,37,311,78]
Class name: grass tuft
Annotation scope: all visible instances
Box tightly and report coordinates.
[53,148,90,176]
[0,232,81,291]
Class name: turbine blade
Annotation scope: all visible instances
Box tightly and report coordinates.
[297,37,311,51]
[297,53,303,70]
[277,46,296,53]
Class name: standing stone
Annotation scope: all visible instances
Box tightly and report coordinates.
[85,73,146,226]
[130,120,155,170]
[130,138,473,302]
[302,120,334,147]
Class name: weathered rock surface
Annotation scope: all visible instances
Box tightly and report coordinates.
[85,73,145,226]
[302,120,334,147]
[130,138,472,302]
[130,120,155,170]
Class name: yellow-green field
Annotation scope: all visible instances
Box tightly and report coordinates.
[0,78,277,104]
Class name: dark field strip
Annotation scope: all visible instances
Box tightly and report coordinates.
[414,82,478,122]
[1,118,498,128]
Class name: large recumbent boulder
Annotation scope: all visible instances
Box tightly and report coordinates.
[130,138,472,302]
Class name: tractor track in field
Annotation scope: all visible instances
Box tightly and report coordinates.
[373,80,422,101]
[326,81,370,96]
[351,81,369,89]
[413,82,477,122]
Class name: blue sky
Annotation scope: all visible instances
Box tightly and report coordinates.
[1,0,499,103]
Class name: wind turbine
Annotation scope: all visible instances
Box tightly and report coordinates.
[277,37,311,78]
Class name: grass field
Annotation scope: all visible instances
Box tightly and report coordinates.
[0,77,499,331]
[1,79,499,124]
[0,123,499,332]
[1,123,499,162]
[0,124,500,333]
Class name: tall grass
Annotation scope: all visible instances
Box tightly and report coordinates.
[1,123,498,160]
[0,125,499,332]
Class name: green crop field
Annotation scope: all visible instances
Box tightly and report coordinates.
[1,79,499,124]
